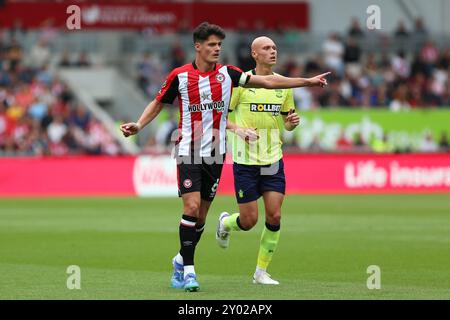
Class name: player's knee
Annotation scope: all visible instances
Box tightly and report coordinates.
[267,211,281,225]
[240,214,258,230]
[184,202,200,216]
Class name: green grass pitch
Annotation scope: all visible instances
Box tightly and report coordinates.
[0,195,449,299]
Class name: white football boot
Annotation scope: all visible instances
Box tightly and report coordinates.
[215,212,231,249]
[253,271,280,285]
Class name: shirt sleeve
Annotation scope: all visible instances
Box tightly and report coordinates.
[227,65,250,87]
[229,86,241,112]
[281,89,296,115]
[155,69,179,104]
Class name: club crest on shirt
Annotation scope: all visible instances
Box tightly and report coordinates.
[183,179,192,189]
[215,73,225,83]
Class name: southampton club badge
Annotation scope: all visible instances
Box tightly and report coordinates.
[215,73,225,83]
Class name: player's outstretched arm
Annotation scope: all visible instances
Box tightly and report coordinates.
[120,99,164,137]
[245,72,331,89]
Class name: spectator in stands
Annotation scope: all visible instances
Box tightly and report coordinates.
[374,84,390,107]
[9,20,26,45]
[137,52,152,95]
[441,85,450,106]
[15,83,34,108]
[419,132,438,152]
[303,56,322,76]
[390,84,411,111]
[29,40,51,69]
[371,133,393,153]
[289,65,316,110]
[47,114,67,144]
[2,19,450,156]
[0,104,8,146]
[13,115,32,153]
[418,45,442,101]
[136,52,163,98]
[429,65,448,104]
[391,50,411,79]
[36,64,53,86]
[59,50,72,67]
[438,49,450,70]
[38,19,58,45]
[344,37,361,64]
[322,33,344,76]
[336,129,352,152]
[408,72,427,100]
[420,40,440,69]
[75,51,92,67]
[308,135,324,153]
[411,52,430,77]
[6,38,23,71]
[235,36,254,71]
[170,41,186,69]
[28,124,48,156]
[414,17,428,35]
[394,21,409,38]
[348,18,364,38]
[409,85,425,107]
[155,107,178,150]
[69,104,91,130]
[438,131,449,152]
[353,132,372,153]
[339,74,353,104]
[318,80,346,107]
[85,118,120,156]
[0,34,123,157]
[28,97,48,121]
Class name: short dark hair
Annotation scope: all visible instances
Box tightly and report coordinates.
[193,22,226,43]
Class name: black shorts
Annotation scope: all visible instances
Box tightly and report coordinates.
[233,159,286,204]
[176,154,225,201]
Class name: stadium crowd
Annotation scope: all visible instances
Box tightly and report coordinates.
[0,29,122,156]
[137,19,450,110]
[283,28,450,111]
[1,16,449,156]
[135,19,450,154]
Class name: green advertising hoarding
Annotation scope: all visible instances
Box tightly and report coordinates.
[292,109,450,151]
[164,108,449,152]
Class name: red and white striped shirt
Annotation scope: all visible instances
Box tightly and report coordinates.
[156,62,249,157]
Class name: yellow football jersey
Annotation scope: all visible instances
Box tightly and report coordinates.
[229,70,296,165]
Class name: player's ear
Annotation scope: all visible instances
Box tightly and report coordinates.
[194,42,201,52]
[251,50,257,59]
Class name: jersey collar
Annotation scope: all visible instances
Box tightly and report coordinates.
[192,61,217,71]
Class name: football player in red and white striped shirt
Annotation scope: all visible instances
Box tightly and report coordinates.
[120,22,330,292]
